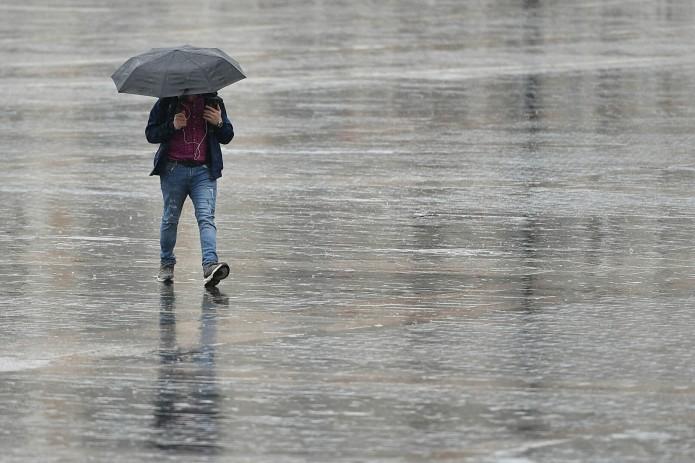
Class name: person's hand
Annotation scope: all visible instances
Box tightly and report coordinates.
[203,105,223,127]
[173,111,187,130]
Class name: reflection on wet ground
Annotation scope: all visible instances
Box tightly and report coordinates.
[151,285,224,454]
[2,0,695,461]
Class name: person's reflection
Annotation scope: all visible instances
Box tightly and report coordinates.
[151,284,228,454]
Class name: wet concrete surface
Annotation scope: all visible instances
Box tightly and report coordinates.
[2,0,695,461]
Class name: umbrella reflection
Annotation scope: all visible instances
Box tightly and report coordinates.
[150,284,228,454]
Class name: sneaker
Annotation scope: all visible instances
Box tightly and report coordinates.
[157,263,175,283]
[203,262,230,287]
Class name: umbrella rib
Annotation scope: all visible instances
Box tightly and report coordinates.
[112,56,144,93]
[159,50,178,98]
[114,61,135,93]
[182,53,215,93]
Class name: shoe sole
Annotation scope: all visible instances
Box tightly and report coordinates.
[203,263,230,287]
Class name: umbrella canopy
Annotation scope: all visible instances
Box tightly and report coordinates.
[111,45,245,98]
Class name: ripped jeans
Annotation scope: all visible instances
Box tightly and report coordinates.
[159,162,218,267]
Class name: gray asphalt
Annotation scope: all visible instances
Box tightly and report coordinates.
[1,0,695,461]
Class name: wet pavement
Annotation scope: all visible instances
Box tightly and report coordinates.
[2,0,695,461]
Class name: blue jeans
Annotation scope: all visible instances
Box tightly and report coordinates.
[159,162,218,267]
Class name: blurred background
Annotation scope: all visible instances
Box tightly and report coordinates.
[1,1,695,461]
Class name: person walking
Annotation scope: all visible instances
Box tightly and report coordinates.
[145,92,234,287]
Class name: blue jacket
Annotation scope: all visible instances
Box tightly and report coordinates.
[145,93,234,179]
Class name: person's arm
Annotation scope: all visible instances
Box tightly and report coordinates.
[216,102,234,144]
[145,99,176,144]
[203,100,234,144]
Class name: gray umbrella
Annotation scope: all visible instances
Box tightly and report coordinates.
[111,45,245,98]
